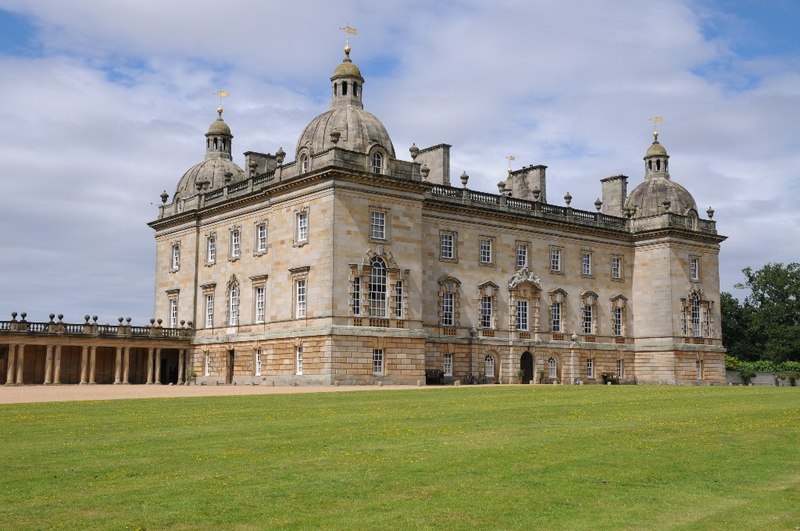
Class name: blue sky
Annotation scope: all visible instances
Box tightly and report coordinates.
[0,0,798,324]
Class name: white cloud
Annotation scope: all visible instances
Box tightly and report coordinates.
[0,0,798,322]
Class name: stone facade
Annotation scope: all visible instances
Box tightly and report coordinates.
[149,44,726,386]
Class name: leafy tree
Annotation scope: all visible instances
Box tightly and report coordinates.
[720,292,755,360]
[734,263,800,363]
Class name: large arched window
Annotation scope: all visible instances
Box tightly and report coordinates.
[484,354,495,378]
[548,357,557,379]
[227,277,240,326]
[368,257,387,317]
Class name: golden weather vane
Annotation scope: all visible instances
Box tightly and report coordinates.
[214,89,230,115]
[650,115,664,139]
[340,24,358,52]
[505,154,516,173]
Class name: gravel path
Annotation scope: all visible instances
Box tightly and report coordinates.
[0,383,433,404]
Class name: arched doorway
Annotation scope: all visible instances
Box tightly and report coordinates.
[520,352,533,383]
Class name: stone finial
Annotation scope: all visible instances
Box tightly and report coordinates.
[564,192,572,206]
[533,189,541,201]
[20,312,27,321]
[595,198,602,211]
[187,320,193,328]
[126,317,131,323]
[49,313,55,322]
[706,206,714,219]
[157,318,163,326]
[58,314,64,322]
[420,164,430,180]
[150,318,156,325]
[92,315,98,323]
[409,143,419,160]
[118,317,124,323]
[84,315,91,323]
[11,311,17,321]
[275,147,286,165]
[460,171,469,187]
[160,190,169,204]
[249,159,257,176]
[497,181,506,194]
[180,320,186,327]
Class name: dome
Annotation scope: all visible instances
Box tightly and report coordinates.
[295,46,395,159]
[174,158,245,197]
[207,115,231,136]
[625,134,697,217]
[625,178,697,217]
[296,106,395,158]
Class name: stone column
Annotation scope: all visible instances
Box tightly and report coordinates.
[80,346,89,384]
[154,348,162,384]
[88,346,97,384]
[5,345,16,385]
[16,345,25,385]
[44,345,54,385]
[177,349,185,385]
[114,346,122,384]
[122,347,130,384]
[146,348,154,384]
[53,345,62,385]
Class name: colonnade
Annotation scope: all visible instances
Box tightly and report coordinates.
[3,343,190,385]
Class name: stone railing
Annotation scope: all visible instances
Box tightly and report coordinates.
[0,313,193,341]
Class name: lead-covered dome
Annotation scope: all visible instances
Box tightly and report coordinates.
[295,46,395,159]
[625,134,697,217]
[174,107,245,198]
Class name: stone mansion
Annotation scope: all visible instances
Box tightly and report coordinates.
[1,43,727,386]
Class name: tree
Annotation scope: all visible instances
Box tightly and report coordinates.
[733,263,800,363]
[720,291,755,360]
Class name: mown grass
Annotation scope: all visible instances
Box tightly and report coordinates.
[0,386,798,529]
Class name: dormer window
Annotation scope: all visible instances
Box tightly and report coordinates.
[371,152,383,174]
[300,154,309,173]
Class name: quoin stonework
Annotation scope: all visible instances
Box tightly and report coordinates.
[2,42,726,386]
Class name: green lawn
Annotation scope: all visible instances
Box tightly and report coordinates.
[0,386,798,530]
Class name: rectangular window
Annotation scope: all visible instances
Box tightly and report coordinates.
[205,294,214,328]
[255,349,262,376]
[516,242,529,269]
[395,281,403,319]
[581,251,592,276]
[352,277,361,316]
[256,223,267,253]
[442,292,454,326]
[171,244,180,271]
[207,235,216,264]
[551,302,562,332]
[616,359,624,378]
[254,286,265,323]
[372,349,384,375]
[231,229,241,258]
[370,210,386,240]
[440,231,456,260]
[611,256,622,279]
[229,286,239,326]
[690,257,699,281]
[296,279,307,318]
[696,359,703,381]
[169,298,178,328]
[479,238,493,264]
[612,307,623,336]
[296,211,309,243]
[480,296,493,329]
[586,358,595,379]
[550,248,562,272]
[296,346,303,375]
[516,300,529,331]
[444,353,453,377]
[582,304,593,334]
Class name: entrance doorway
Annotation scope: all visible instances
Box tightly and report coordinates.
[226,350,235,384]
[520,351,533,384]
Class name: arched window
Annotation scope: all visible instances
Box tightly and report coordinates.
[548,357,557,379]
[228,281,240,326]
[368,257,387,317]
[484,354,495,378]
[300,154,309,173]
[371,152,383,174]
[342,82,348,95]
